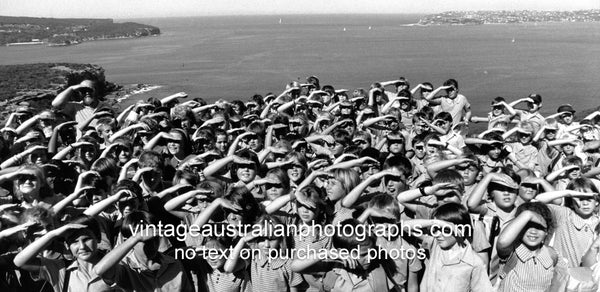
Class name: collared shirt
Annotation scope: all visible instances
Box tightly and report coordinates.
[440,131,466,150]
[326,266,395,292]
[197,261,250,292]
[102,254,194,292]
[508,142,539,170]
[548,204,599,267]
[250,256,303,292]
[498,244,559,292]
[376,237,422,288]
[420,240,493,292]
[37,257,122,292]
[436,94,471,125]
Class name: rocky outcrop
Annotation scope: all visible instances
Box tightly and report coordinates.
[0,63,122,123]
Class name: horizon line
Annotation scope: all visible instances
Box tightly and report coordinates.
[2,9,599,20]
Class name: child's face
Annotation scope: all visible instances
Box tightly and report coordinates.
[324,176,345,201]
[566,165,581,180]
[226,212,243,226]
[561,112,574,125]
[518,132,532,144]
[265,174,285,201]
[491,188,517,210]
[236,163,257,183]
[413,142,426,159]
[544,129,557,141]
[492,105,503,117]
[68,232,98,262]
[431,224,458,250]
[562,144,575,156]
[216,135,228,153]
[572,192,598,217]
[435,120,451,134]
[456,164,479,186]
[522,219,547,249]
[297,203,318,223]
[487,144,502,160]
[527,102,540,113]
[286,160,305,184]
[384,171,407,195]
[387,136,405,155]
[100,126,113,141]
[518,182,539,202]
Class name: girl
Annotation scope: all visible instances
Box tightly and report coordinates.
[495,202,561,292]
[405,202,492,292]
[534,178,600,267]
[196,237,251,292]
[283,151,308,190]
[225,214,303,292]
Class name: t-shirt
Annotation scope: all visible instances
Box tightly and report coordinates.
[435,94,471,125]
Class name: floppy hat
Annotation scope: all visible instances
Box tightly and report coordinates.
[490,173,519,190]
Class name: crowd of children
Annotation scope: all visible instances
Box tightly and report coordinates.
[0,76,599,291]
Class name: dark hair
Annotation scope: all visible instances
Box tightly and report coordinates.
[382,155,413,179]
[64,215,101,243]
[515,201,554,235]
[230,149,260,181]
[431,202,472,245]
[120,210,156,238]
[332,219,374,250]
[224,186,260,225]
[443,79,459,90]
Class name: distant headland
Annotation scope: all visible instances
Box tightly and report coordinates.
[417,9,600,25]
[0,16,160,47]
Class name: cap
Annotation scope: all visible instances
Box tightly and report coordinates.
[557,104,576,114]
[528,94,542,104]
[490,173,519,190]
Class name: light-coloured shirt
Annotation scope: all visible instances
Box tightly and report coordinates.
[435,94,471,125]
[37,257,122,292]
[498,244,560,292]
[420,240,493,292]
[548,204,599,267]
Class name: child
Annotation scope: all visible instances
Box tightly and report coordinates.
[196,237,251,292]
[358,193,422,292]
[266,185,332,291]
[467,171,521,282]
[495,202,562,292]
[426,79,472,126]
[534,178,600,267]
[93,211,194,291]
[291,218,400,292]
[470,96,517,130]
[406,202,493,292]
[13,215,117,292]
[225,214,303,292]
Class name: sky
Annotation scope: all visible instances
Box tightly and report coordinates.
[2,0,599,19]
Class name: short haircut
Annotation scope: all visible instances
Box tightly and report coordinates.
[382,155,413,178]
[332,218,374,250]
[431,202,472,245]
[433,169,465,194]
[65,215,101,243]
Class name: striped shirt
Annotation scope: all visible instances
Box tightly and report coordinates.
[548,204,599,267]
[250,256,303,292]
[497,244,559,292]
[196,261,250,292]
